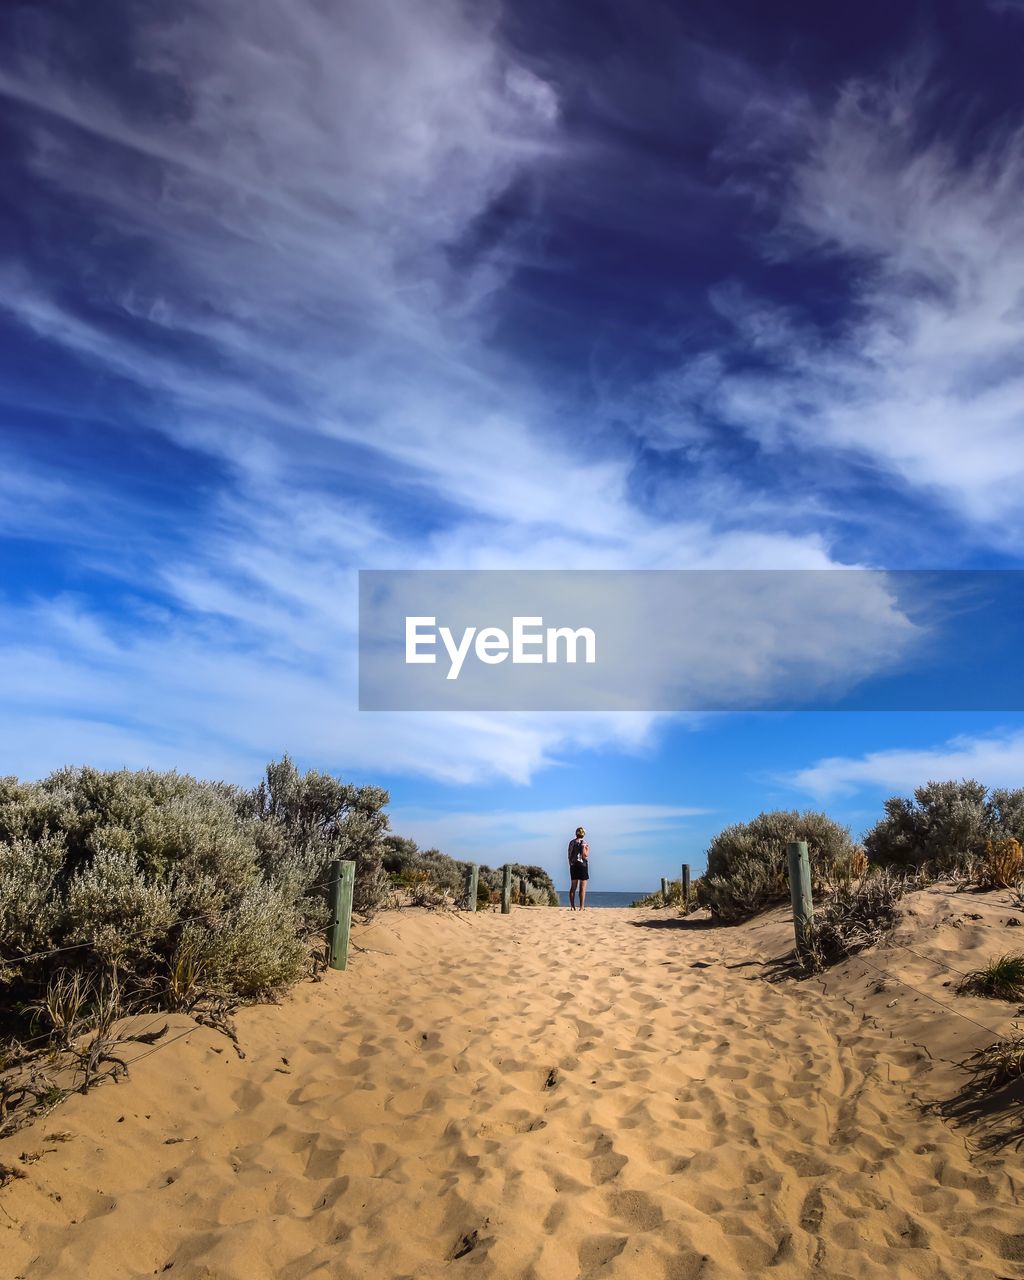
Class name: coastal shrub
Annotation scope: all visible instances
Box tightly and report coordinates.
[381,835,420,876]
[0,757,393,1033]
[818,844,869,891]
[383,841,558,908]
[989,789,1024,842]
[0,831,67,978]
[506,863,559,906]
[407,873,456,909]
[418,848,471,896]
[385,844,473,902]
[242,756,391,916]
[630,878,703,911]
[477,862,557,907]
[1,766,257,883]
[63,846,177,968]
[800,871,906,970]
[863,780,1000,870]
[697,809,855,921]
[630,884,676,908]
[685,876,705,911]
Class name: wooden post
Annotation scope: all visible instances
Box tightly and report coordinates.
[327,859,355,971]
[501,864,512,914]
[465,863,479,912]
[661,877,668,901]
[681,864,691,912]
[787,841,813,950]
[519,875,527,905]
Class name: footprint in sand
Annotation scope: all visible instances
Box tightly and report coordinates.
[577,1233,628,1273]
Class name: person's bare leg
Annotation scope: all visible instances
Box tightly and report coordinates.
[579,881,587,910]
[569,880,577,910]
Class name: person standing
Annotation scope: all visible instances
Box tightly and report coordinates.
[568,826,590,910]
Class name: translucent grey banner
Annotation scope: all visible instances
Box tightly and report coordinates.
[358,570,1024,711]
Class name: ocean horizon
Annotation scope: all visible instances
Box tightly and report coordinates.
[556,889,650,908]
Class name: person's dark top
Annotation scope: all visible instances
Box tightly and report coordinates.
[568,837,589,869]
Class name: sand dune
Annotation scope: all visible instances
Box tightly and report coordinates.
[3,896,1024,1279]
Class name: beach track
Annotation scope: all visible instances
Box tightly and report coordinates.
[3,905,1023,1279]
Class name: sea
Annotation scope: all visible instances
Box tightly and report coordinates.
[556,890,650,909]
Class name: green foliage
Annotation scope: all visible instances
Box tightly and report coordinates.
[958,954,1024,1003]
[381,841,558,907]
[0,756,392,1028]
[863,779,1001,870]
[241,755,391,915]
[799,870,906,970]
[381,835,420,876]
[988,789,1024,842]
[962,1027,1024,1092]
[630,879,702,910]
[0,831,67,972]
[696,809,854,921]
[418,848,471,896]
[505,863,559,906]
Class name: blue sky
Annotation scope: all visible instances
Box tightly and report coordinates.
[3,0,1024,888]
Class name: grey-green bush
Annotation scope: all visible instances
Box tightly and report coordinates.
[0,757,391,1029]
[863,780,1024,870]
[380,838,558,907]
[697,809,855,921]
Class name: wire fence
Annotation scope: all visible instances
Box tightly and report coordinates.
[3,913,221,966]
[756,890,1024,1059]
[0,873,355,968]
[2,982,187,1055]
[840,950,1007,1042]
[0,876,341,1100]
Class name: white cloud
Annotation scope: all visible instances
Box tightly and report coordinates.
[0,0,866,785]
[786,729,1024,800]
[0,7,965,787]
[648,65,1024,540]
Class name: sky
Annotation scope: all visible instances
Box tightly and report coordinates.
[2,0,1024,889]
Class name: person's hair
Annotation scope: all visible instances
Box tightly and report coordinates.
[575,826,585,837]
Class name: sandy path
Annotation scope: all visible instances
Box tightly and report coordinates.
[3,906,1023,1280]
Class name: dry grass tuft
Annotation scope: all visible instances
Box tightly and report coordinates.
[961,1026,1024,1093]
[957,953,1024,1002]
[799,870,906,972]
[0,1161,26,1188]
[979,838,1024,890]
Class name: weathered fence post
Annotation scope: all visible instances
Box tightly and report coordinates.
[661,876,668,901]
[786,840,813,950]
[681,863,691,913]
[519,875,527,904]
[465,863,479,912]
[501,865,512,914]
[327,859,355,971]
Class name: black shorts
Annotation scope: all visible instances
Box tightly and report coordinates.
[570,863,589,881]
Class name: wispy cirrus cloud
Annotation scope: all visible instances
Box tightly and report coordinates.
[786,729,1024,800]
[0,3,1015,789]
[646,65,1024,542]
[0,0,857,785]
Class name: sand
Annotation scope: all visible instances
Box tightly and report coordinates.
[3,892,1024,1279]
